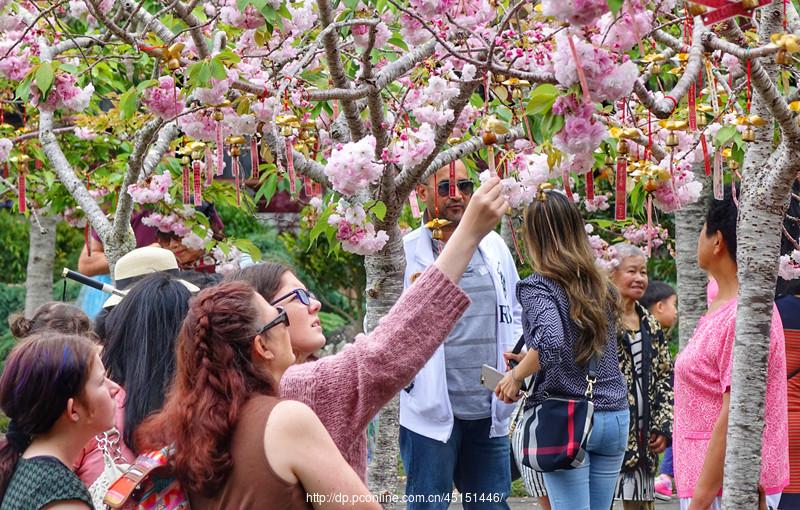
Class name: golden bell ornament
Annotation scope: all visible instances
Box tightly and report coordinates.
[651,63,661,74]
[482,131,498,146]
[777,50,790,65]
[742,126,756,142]
[605,154,615,167]
[643,179,659,192]
[213,109,224,122]
[426,218,452,240]
[666,132,679,147]
[181,156,190,165]
[697,114,708,128]
[728,159,740,170]
[742,0,759,9]
[281,125,293,137]
[616,140,629,155]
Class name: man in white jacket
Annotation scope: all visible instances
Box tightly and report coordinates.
[400,160,522,509]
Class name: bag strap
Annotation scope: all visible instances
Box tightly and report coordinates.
[584,354,600,400]
[509,336,529,392]
[103,446,173,509]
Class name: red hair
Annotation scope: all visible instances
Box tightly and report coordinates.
[136,281,276,496]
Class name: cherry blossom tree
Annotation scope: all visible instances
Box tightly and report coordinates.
[2,0,800,502]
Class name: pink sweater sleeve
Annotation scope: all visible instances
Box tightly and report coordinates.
[280,265,469,457]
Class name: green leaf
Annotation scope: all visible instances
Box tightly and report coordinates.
[251,0,267,9]
[232,238,262,261]
[277,2,291,18]
[236,0,249,10]
[135,79,159,91]
[35,62,55,98]
[210,58,227,80]
[254,172,278,205]
[310,205,334,243]
[119,87,138,120]
[714,125,738,147]
[607,0,624,15]
[370,200,387,221]
[388,36,408,51]
[197,63,212,86]
[344,0,359,9]
[15,73,34,101]
[526,84,559,115]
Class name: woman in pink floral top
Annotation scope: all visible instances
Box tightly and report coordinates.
[674,186,789,510]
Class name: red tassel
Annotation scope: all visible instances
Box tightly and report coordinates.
[193,160,202,205]
[205,147,214,185]
[449,161,456,198]
[216,125,224,176]
[232,156,240,206]
[567,34,593,104]
[314,182,322,196]
[303,176,314,197]
[688,85,697,131]
[562,168,573,201]
[2,162,8,178]
[615,157,627,221]
[286,137,296,197]
[250,136,259,182]
[18,172,26,213]
[700,135,711,176]
[586,171,595,201]
[182,166,191,204]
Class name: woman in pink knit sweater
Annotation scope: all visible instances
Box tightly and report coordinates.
[227,176,509,480]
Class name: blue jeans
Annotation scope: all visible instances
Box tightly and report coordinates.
[660,445,674,477]
[400,418,511,510]
[541,409,629,510]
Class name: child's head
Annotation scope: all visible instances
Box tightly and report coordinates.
[640,281,678,329]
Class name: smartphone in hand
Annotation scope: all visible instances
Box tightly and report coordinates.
[480,364,505,391]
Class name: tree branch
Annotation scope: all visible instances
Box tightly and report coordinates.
[262,127,330,185]
[110,118,164,248]
[316,0,365,141]
[635,17,705,119]
[395,125,527,191]
[169,0,210,58]
[38,42,111,241]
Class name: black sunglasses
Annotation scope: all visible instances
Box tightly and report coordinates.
[255,306,290,335]
[270,288,316,307]
[435,179,474,198]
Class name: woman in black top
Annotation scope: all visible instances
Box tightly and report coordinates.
[0,333,120,510]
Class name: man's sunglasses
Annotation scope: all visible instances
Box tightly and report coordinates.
[435,179,474,198]
[256,307,290,335]
[270,288,317,307]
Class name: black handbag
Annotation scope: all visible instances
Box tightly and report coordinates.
[510,335,598,472]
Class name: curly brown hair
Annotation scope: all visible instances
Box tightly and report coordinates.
[135,281,276,496]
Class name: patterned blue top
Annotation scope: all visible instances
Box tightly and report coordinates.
[517,273,627,411]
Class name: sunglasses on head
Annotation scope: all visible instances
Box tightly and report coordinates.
[435,179,474,198]
[256,307,290,336]
[270,288,317,307]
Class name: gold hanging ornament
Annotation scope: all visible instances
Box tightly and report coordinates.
[480,115,509,146]
[426,218,452,240]
[163,43,185,71]
[733,114,767,143]
[658,119,688,150]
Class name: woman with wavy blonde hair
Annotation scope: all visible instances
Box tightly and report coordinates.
[495,189,628,510]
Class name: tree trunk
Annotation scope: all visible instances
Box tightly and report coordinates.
[674,163,710,349]
[364,225,406,496]
[24,211,57,317]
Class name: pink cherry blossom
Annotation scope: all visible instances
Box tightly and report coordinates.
[127,172,173,205]
[779,251,800,280]
[352,21,391,50]
[327,201,389,255]
[31,72,94,112]
[542,0,608,26]
[552,96,608,158]
[651,161,704,212]
[552,32,639,102]
[195,69,238,106]
[141,76,185,120]
[324,136,384,196]
[391,124,436,170]
[585,194,610,212]
[180,110,220,142]
[595,1,652,52]
[74,127,96,140]
[220,0,265,29]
